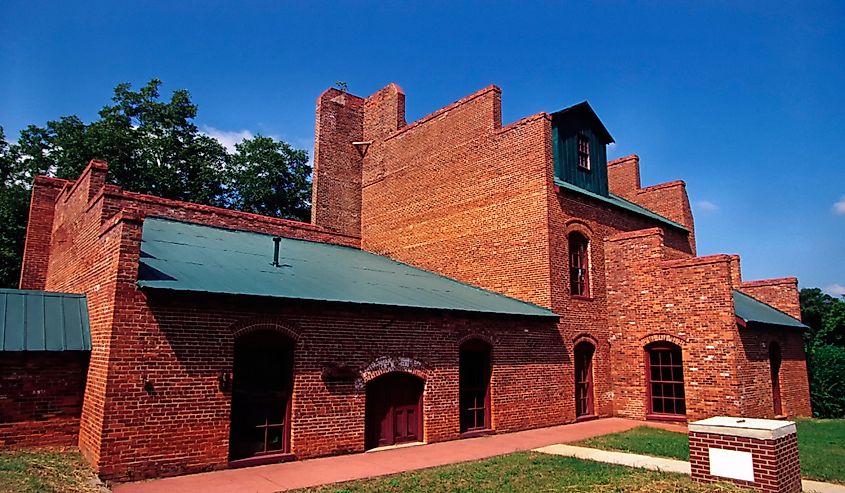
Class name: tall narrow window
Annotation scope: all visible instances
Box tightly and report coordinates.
[577,134,591,170]
[459,339,492,433]
[574,341,595,418]
[569,233,590,298]
[770,342,783,416]
[645,342,686,419]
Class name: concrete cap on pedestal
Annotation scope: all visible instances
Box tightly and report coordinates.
[689,416,796,440]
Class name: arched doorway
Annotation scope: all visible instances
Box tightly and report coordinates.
[645,341,686,419]
[770,342,783,416]
[574,341,595,418]
[365,372,424,449]
[459,339,492,433]
[229,330,294,462]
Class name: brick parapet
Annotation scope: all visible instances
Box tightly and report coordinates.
[19,176,67,290]
[739,278,801,320]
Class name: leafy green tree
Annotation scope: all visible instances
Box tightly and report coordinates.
[0,79,313,288]
[228,136,312,221]
[17,80,230,205]
[800,288,845,347]
[800,287,845,417]
[0,127,29,287]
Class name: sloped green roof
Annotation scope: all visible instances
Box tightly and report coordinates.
[0,289,91,351]
[733,290,807,329]
[554,178,688,231]
[137,218,558,318]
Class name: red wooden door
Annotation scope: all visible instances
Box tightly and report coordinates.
[366,373,423,449]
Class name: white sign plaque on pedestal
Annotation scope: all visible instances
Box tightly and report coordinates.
[708,448,755,482]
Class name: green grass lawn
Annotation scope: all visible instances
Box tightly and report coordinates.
[573,419,845,485]
[0,448,103,493]
[296,452,752,493]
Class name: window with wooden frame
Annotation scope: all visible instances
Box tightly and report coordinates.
[577,134,591,170]
[459,339,492,434]
[569,233,590,298]
[769,342,783,416]
[574,341,595,418]
[645,342,686,419]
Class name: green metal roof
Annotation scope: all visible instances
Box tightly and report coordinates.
[137,218,558,318]
[0,289,91,351]
[733,290,807,329]
[554,178,688,232]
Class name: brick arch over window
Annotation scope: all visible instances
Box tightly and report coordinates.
[572,333,599,347]
[457,333,496,348]
[640,333,687,347]
[359,356,429,384]
[564,219,594,237]
[230,317,302,341]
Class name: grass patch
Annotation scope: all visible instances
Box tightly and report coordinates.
[574,426,689,460]
[0,447,103,493]
[573,419,845,485]
[295,452,751,492]
[794,418,845,484]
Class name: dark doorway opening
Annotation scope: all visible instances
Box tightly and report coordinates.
[365,372,424,449]
[770,342,783,416]
[460,339,492,433]
[229,331,294,463]
[645,342,686,420]
[574,341,595,418]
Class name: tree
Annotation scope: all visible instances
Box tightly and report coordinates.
[0,126,29,287]
[0,79,312,288]
[800,288,845,418]
[228,136,311,222]
[16,80,230,206]
[800,288,845,347]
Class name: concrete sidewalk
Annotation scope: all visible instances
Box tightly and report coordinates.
[534,443,845,493]
[113,417,684,493]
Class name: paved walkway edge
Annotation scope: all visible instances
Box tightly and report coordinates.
[532,444,845,493]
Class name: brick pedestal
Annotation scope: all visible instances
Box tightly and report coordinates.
[689,417,801,493]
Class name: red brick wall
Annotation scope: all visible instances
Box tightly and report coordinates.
[0,352,89,448]
[605,229,743,420]
[358,85,555,309]
[89,289,563,481]
[735,326,812,418]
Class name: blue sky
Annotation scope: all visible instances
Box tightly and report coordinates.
[2,1,843,294]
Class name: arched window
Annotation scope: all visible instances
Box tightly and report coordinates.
[459,339,492,434]
[569,233,590,298]
[770,342,783,416]
[574,341,596,418]
[645,342,686,419]
[229,330,295,463]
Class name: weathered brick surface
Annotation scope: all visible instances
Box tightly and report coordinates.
[14,83,812,481]
[0,352,88,447]
[690,431,801,493]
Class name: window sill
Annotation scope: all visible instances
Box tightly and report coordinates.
[460,429,495,439]
[570,295,594,301]
[646,413,687,423]
[228,452,295,469]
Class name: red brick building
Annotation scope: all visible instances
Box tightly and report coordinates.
[2,83,810,481]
